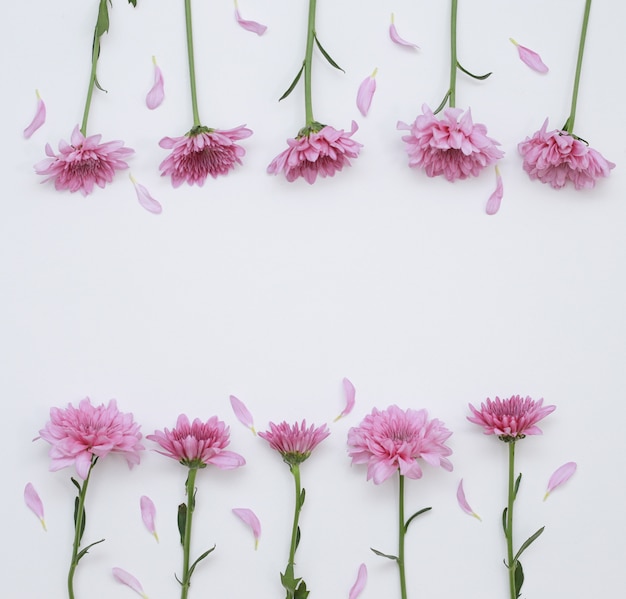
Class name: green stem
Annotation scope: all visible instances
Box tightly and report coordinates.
[181,468,198,599]
[448,0,458,108]
[397,474,408,599]
[506,441,516,599]
[564,0,592,133]
[303,0,317,125]
[184,0,202,127]
[285,464,302,597]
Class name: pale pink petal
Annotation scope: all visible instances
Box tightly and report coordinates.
[140,496,158,541]
[234,1,267,36]
[112,568,148,598]
[24,483,47,530]
[146,57,165,110]
[544,462,577,500]
[230,395,256,434]
[232,507,261,549]
[334,378,356,421]
[456,479,481,520]
[510,38,548,73]
[348,563,367,599]
[130,174,162,214]
[486,165,503,215]
[389,13,419,49]
[24,90,46,139]
[356,69,377,117]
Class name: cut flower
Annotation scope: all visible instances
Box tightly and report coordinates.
[259,420,330,466]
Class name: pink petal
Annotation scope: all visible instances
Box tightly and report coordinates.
[356,69,377,117]
[23,90,46,139]
[486,165,503,215]
[232,508,261,549]
[389,13,419,49]
[544,462,577,500]
[24,482,47,530]
[146,57,165,110]
[234,1,267,36]
[334,378,356,421]
[230,395,256,434]
[112,567,148,598]
[130,174,162,214]
[510,38,548,73]
[140,496,158,541]
[457,479,481,520]
[348,563,367,599]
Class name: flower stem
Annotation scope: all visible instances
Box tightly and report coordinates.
[184,0,202,127]
[181,467,198,599]
[506,441,516,599]
[284,464,303,599]
[448,0,458,108]
[564,0,592,133]
[397,474,408,599]
[303,0,318,126]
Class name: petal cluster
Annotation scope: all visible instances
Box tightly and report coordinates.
[267,122,362,184]
[38,397,144,479]
[147,414,245,469]
[467,395,556,441]
[398,104,503,181]
[35,126,133,195]
[159,125,252,187]
[347,405,453,485]
[259,420,330,466]
[518,119,614,190]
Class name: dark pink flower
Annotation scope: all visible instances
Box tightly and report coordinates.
[159,125,252,187]
[347,405,453,485]
[35,126,133,195]
[267,121,362,184]
[397,104,503,181]
[259,420,330,466]
[38,398,144,479]
[467,395,556,442]
[518,119,614,190]
[147,414,245,469]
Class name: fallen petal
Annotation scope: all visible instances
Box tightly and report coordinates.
[334,378,356,421]
[146,56,165,109]
[510,38,548,73]
[348,563,367,599]
[356,69,378,117]
[232,507,261,549]
[24,90,46,139]
[389,13,419,49]
[544,462,577,500]
[112,568,148,598]
[457,479,481,520]
[140,496,158,542]
[234,0,267,35]
[130,174,162,214]
[230,395,256,434]
[24,482,47,531]
[486,164,503,215]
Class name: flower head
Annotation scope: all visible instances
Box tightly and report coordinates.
[467,395,556,442]
[267,121,362,184]
[159,125,252,187]
[397,104,503,181]
[147,414,245,469]
[35,126,133,195]
[518,119,614,190]
[347,405,453,485]
[259,420,330,466]
[38,398,143,479]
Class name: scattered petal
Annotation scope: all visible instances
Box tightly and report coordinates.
[389,13,419,49]
[348,563,367,599]
[234,0,267,36]
[130,174,162,214]
[146,56,165,109]
[230,395,256,434]
[510,38,548,73]
[24,90,46,139]
[486,164,503,215]
[544,462,577,500]
[140,496,158,542]
[112,568,148,598]
[24,483,47,530]
[232,507,261,549]
[356,68,378,117]
[456,479,481,520]
[334,378,356,421]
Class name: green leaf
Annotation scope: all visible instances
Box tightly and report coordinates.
[70,477,82,493]
[299,488,306,509]
[314,35,345,73]
[404,506,432,532]
[502,508,508,536]
[513,526,545,563]
[295,526,301,550]
[457,61,492,80]
[94,75,108,94]
[370,547,398,562]
[178,503,187,546]
[75,538,105,563]
[187,545,216,579]
[73,497,86,544]
[513,560,524,598]
[95,0,110,39]
[281,567,301,596]
[127,0,137,6]
[294,579,309,599]
[433,90,450,115]
[279,63,305,102]
[513,473,522,499]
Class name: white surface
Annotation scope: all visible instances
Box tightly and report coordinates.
[2,0,624,597]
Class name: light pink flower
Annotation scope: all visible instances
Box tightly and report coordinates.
[356,69,377,117]
[232,507,261,549]
[389,13,419,49]
[35,126,133,195]
[140,495,158,541]
[112,567,148,598]
[456,479,481,520]
[229,395,256,434]
[467,395,556,442]
[147,414,246,470]
[544,462,577,500]
[234,0,267,35]
[259,420,330,466]
[334,378,356,422]
[130,174,162,214]
[38,398,144,479]
[398,104,503,181]
[486,164,503,215]
[146,56,165,110]
[159,125,252,187]
[518,119,614,190]
[347,405,453,485]
[267,121,362,184]
[510,38,548,73]
[348,563,367,599]
[24,90,46,139]
[24,482,47,530]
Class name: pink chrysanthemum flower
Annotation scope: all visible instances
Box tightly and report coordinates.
[467,395,556,442]
[259,420,330,466]
[159,125,252,187]
[518,119,614,190]
[34,126,133,196]
[397,104,503,181]
[267,121,362,184]
[147,414,245,469]
[38,397,143,479]
[347,405,453,485]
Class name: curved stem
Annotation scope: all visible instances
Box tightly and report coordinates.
[181,467,198,599]
[506,441,516,599]
[303,0,318,125]
[397,474,408,599]
[287,465,302,576]
[448,0,458,108]
[184,0,202,127]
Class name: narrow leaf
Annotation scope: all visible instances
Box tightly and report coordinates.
[544,462,577,500]
[232,508,261,549]
[187,546,216,579]
[405,506,432,532]
[513,526,545,562]
[433,90,451,115]
[112,567,148,598]
[457,61,492,80]
[76,538,105,563]
[24,483,47,530]
[95,0,110,38]
[348,563,367,599]
[513,473,522,499]
[370,547,398,561]
[299,488,306,509]
[514,560,524,598]
[177,503,187,546]
[295,525,301,550]
[74,496,86,544]
[279,63,305,101]
[502,507,508,536]
[314,35,345,72]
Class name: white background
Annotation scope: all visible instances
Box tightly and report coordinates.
[2,0,624,598]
